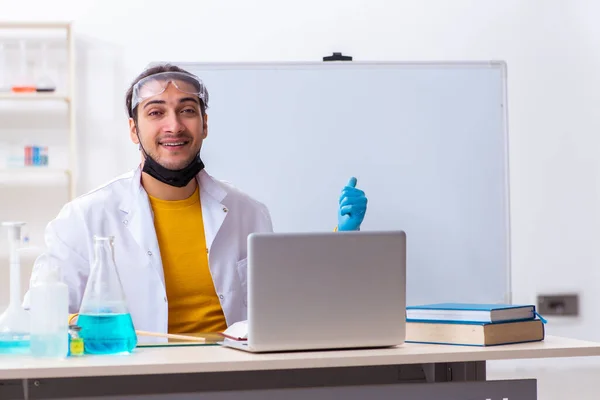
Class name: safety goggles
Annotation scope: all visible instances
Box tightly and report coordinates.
[131,71,209,112]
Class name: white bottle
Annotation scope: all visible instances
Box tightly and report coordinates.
[29,258,69,358]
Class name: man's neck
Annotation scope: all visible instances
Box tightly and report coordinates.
[141,172,198,201]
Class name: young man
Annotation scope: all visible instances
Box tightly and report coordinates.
[26,64,369,334]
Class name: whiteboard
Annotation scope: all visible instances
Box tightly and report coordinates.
[174,61,511,306]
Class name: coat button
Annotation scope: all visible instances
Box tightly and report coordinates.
[147,251,152,256]
[219,294,224,300]
[222,207,228,213]
[123,220,128,225]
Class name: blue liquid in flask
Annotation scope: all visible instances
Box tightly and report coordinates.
[0,333,30,354]
[78,313,137,355]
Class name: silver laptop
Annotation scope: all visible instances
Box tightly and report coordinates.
[222,230,406,352]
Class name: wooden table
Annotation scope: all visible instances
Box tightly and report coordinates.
[1,335,599,399]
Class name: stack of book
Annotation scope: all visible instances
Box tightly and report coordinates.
[405,303,546,346]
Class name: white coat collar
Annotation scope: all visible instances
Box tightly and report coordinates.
[197,169,227,204]
[118,166,227,214]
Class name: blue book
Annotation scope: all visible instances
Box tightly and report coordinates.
[406,303,537,324]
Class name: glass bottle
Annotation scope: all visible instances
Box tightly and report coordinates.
[35,42,56,93]
[77,236,137,354]
[0,222,31,354]
[11,40,36,93]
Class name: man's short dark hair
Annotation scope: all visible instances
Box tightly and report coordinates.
[125,63,207,123]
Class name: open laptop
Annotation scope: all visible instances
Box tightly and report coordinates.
[221,230,406,353]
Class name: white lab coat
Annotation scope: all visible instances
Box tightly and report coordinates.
[25,166,273,334]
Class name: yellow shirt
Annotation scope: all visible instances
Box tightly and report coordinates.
[148,185,227,334]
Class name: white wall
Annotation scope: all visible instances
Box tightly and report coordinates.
[1,0,600,397]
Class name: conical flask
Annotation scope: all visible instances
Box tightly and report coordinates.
[78,236,137,354]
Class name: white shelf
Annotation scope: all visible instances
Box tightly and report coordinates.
[0,21,76,200]
[0,168,70,186]
[0,22,71,30]
[0,92,69,102]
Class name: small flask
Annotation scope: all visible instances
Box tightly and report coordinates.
[78,236,137,355]
[29,254,69,358]
[68,325,84,356]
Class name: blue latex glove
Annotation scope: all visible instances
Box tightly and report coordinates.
[337,177,368,231]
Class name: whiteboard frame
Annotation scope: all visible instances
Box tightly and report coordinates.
[157,60,513,304]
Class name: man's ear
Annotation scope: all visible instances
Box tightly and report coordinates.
[129,118,139,144]
[202,113,208,139]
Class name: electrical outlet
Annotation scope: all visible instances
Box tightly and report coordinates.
[537,294,579,316]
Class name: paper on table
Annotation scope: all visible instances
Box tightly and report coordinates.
[221,320,248,341]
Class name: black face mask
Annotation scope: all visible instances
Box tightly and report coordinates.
[137,133,205,188]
